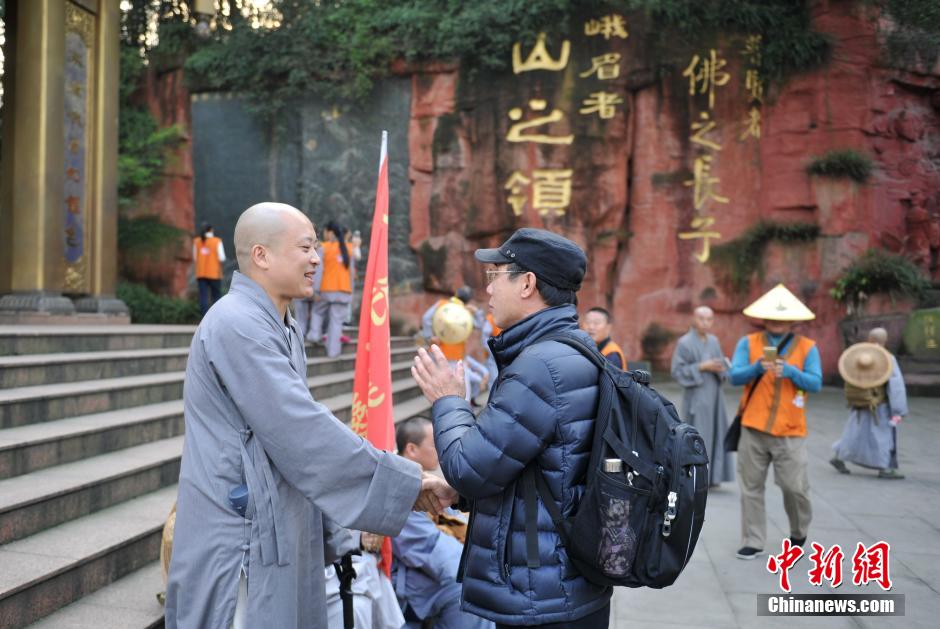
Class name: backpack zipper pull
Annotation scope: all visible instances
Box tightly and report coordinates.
[626,470,634,486]
[662,491,678,537]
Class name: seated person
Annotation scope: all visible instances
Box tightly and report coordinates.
[392,417,493,629]
[323,520,404,629]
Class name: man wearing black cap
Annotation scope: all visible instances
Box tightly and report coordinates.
[412,228,612,627]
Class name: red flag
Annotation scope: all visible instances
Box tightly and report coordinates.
[351,131,395,575]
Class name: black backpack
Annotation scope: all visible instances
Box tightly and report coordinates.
[522,334,709,588]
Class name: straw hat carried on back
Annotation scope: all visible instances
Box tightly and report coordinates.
[742,283,816,321]
[838,342,893,389]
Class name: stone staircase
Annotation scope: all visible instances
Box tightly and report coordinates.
[0,325,428,628]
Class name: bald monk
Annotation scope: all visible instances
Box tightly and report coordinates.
[165,203,456,629]
[671,306,734,486]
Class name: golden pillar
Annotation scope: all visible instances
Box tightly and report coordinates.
[0,0,126,320]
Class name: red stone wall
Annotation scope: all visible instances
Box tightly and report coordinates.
[123,66,195,297]
[400,1,940,377]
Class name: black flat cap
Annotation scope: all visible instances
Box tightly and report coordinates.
[475,228,587,291]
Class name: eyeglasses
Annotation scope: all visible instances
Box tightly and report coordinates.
[485,270,517,285]
[486,270,525,284]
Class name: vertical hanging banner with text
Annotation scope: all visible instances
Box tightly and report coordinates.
[351,131,394,575]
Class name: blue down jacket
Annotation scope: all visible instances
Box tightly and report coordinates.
[431,304,612,625]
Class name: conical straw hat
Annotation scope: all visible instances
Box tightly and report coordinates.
[742,284,816,321]
[838,342,893,388]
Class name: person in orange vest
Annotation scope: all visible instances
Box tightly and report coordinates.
[309,220,361,357]
[581,307,625,369]
[193,223,226,317]
[729,284,822,560]
[421,286,486,401]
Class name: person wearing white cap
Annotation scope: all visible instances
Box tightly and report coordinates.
[728,284,822,560]
[830,327,908,479]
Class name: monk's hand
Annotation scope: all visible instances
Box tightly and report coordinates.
[360,532,384,553]
[414,472,458,516]
[412,345,465,403]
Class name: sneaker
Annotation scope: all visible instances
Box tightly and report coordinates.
[829,458,850,474]
[339,335,352,344]
[878,469,905,480]
[736,546,763,560]
[790,536,806,547]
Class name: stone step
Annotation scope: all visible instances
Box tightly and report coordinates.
[0,342,416,390]
[0,348,190,389]
[0,372,185,430]
[28,561,165,629]
[0,361,424,478]
[0,486,176,629]
[0,401,184,481]
[0,437,183,545]
[0,355,419,430]
[0,325,196,356]
[306,335,415,358]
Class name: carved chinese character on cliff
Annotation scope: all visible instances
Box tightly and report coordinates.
[505,171,532,216]
[507,99,574,145]
[679,216,722,262]
[683,49,731,110]
[513,32,570,74]
[684,155,729,210]
[579,91,623,119]
[532,169,573,216]
[740,107,761,140]
[691,111,722,151]
[584,14,628,40]
[580,53,621,80]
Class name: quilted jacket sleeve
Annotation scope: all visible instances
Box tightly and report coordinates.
[431,352,559,499]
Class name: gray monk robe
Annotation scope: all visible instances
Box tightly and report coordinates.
[671,329,734,484]
[165,272,422,629]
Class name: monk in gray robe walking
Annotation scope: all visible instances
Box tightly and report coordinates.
[165,203,456,629]
[671,306,734,486]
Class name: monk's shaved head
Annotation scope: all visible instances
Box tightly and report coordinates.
[692,305,715,335]
[868,327,888,346]
[234,202,312,269]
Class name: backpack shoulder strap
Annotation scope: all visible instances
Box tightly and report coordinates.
[523,465,569,569]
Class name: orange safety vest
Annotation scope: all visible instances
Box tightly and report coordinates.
[599,338,625,369]
[740,332,816,437]
[486,313,502,337]
[434,299,468,361]
[194,236,222,280]
[319,241,352,293]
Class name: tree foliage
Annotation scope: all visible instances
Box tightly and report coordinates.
[168,0,831,119]
[831,249,930,313]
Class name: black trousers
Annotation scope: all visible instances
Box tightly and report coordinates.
[495,603,610,629]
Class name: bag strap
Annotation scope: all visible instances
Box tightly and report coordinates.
[736,332,793,415]
[523,465,570,569]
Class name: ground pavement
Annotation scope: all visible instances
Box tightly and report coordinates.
[609,382,938,629]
